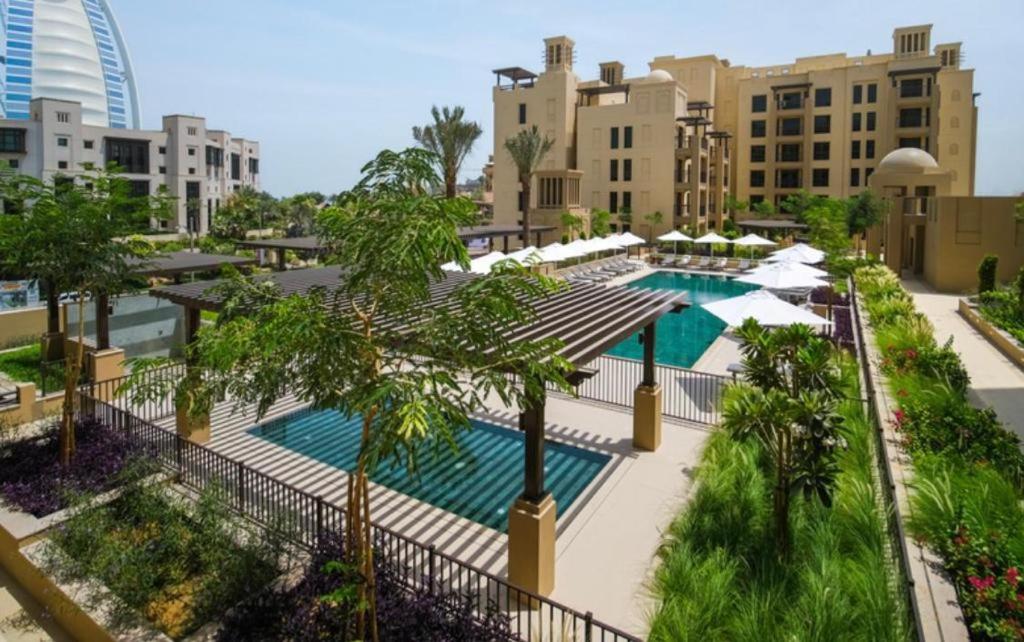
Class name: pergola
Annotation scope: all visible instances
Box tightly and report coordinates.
[236,226,558,271]
[149,265,687,596]
[736,219,809,236]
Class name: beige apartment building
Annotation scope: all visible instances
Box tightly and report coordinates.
[0,97,260,235]
[492,25,977,242]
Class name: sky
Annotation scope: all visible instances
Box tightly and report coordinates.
[113,0,1024,198]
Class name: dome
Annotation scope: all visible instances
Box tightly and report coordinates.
[644,69,675,83]
[877,148,939,172]
[1,0,140,128]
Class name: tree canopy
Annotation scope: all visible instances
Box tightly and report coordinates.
[412,105,483,198]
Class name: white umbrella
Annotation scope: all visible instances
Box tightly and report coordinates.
[732,233,777,258]
[538,242,581,263]
[658,229,694,257]
[702,290,831,327]
[507,246,540,265]
[468,251,510,274]
[615,231,646,258]
[735,262,829,289]
[748,259,829,278]
[693,232,732,259]
[767,243,825,264]
[584,236,621,254]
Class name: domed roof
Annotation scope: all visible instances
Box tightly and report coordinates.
[644,69,675,83]
[877,148,939,172]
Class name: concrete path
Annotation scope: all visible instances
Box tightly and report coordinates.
[0,566,71,642]
[904,279,1024,443]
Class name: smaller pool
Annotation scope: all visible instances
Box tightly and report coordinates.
[249,409,610,532]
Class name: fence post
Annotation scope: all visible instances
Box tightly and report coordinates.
[428,544,436,595]
[584,611,593,642]
[236,460,246,510]
[316,495,324,546]
[175,435,184,481]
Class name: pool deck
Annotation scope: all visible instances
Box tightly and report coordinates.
[151,389,709,637]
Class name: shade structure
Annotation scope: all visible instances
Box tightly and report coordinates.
[702,290,830,327]
[657,230,694,243]
[693,232,732,259]
[617,231,646,246]
[735,262,829,289]
[748,259,829,278]
[732,233,777,258]
[583,236,621,254]
[767,243,825,264]
[538,242,581,262]
[506,246,541,265]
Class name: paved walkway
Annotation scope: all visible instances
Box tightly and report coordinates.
[904,279,1024,443]
[0,566,71,642]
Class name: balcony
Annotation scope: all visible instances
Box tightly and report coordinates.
[535,170,583,210]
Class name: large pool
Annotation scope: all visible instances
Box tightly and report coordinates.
[249,409,610,532]
[607,271,759,368]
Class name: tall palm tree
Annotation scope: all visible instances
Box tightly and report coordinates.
[504,126,554,245]
[412,105,483,198]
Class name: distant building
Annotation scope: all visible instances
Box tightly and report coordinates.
[0,97,260,234]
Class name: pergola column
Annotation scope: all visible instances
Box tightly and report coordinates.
[508,381,556,598]
[633,322,662,451]
[176,305,210,443]
[277,249,287,272]
[41,280,64,361]
[89,293,125,392]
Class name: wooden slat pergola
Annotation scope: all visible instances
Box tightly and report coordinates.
[149,266,687,596]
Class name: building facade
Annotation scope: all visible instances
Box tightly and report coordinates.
[1,0,140,129]
[0,97,260,234]
[492,25,977,242]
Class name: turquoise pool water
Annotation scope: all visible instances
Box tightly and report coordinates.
[248,409,610,532]
[607,271,760,368]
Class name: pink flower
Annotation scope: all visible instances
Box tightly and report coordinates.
[1008,567,1020,585]
[893,409,906,427]
[897,389,909,398]
[905,348,918,360]
[969,575,995,591]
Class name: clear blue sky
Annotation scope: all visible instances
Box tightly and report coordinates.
[113,0,1023,197]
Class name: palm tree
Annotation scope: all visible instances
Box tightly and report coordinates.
[412,105,483,198]
[504,126,554,245]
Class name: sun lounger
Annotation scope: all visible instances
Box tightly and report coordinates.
[675,255,692,267]
[694,256,711,269]
[712,258,728,270]
[736,259,751,271]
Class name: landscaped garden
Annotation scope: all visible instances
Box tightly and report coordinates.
[0,343,64,392]
[856,264,1024,641]
[976,261,1024,347]
[647,319,911,641]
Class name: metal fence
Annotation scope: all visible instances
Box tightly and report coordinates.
[80,378,639,642]
[848,278,924,641]
[568,355,728,426]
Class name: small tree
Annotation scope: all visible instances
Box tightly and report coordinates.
[803,199,851,259]
[751,200,776,218]
[412,105,483,198]
[504,126,553,246]
[136,149,572,641]
[780,189,826,223]
[618,208,633,232]
[846,189,887,253]
[724,193,748,216]
[978,254,999,295]
[590,208,612,237]
[644,210,664,242]
[280,192,324,238]
[211,187,280,240]
[559,211,583,241]
[0,164,170,465]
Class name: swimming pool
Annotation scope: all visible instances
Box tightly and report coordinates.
[248,409,610,532]
[607,271,759,368]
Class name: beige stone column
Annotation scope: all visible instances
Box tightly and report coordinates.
[633,384,663,451]
[89,348,125,402]
[508,493,556,598]
[175,405,211,444]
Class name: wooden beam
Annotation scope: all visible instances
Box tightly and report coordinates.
[95,294,110,350]
[184,306,201,366]
[520,381,546,502]
[642,322,656,387]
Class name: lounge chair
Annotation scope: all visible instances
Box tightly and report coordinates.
[694,256,711,269]
[659,256,676,267]
[675,255,692,268]
[712,257,728,270]
[735,258,751,271]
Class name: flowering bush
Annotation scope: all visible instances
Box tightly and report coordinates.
[0,416,156,516]
[217,529,515,641]
[831,306,854,347]
[810,286,850,307]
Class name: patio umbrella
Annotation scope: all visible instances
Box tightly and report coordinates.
[539,242,583,263]
[748,259,829,278]
[767,243,825,264]
[615,231,646,259]
[735,262,829,289]
[693,232,732,259]
[702,290,830,327]
[468,251,510,274]
[657,229,694,257]
[506,246,540,265]
[732,233,776,258]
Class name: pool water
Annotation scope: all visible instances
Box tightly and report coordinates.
[249,409,610,532]
[607,271,760,368]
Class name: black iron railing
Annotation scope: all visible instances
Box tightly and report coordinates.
[849,278,924,641]
[79,376,639,642]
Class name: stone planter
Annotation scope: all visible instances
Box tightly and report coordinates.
[958,298,1024,372]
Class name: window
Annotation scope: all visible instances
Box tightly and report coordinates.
[865,167,874,183]
[852,84,863,104]
[128,180,149,198]
[609,191,619,213]
[852,113,862,132]
[867,83,877,103]
[0,128,26,153]
[187,126,198,136]
[866,112,876,131]
[813,114,831,134]
[105,138,150,173]
[750,145,766,162]
[623,158,632,181]
[866,140,875,159]
[901,78,924,98]
[609,159,618,181]
[187,147,196,156]
[231,153,241,180]
[813,141,830,160]
[205,146,224,167]
[56,111,69,123]
[778,91,802,110]
[57,161,68,170]
[899,108,922,128]
[57,137,69,147]
[812,168,829,187]
[518,104,527,124]
[159,166,166,174]
[899,137,921,149]
[610,127,619,149]
[778,117,801,136]
[751,120,766,138]
[158,146,167,155]
[776,169,801,189]
[851,140,861,159]
[814,87,832,107]
[622,191,632,211]
[248,158,259,175]
[623,126,633,149]
[188,168,196,175]
[751,94,767,113]
[7,159,18,169]
[777,143,801,162]
[749,170,765,187]
[850,168,860,187]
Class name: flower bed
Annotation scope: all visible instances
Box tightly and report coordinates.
[46,482,285,640]
[217,530,515,641]
[978,289,1024,347]
[856,265,1024,641]
[0,416,157,516]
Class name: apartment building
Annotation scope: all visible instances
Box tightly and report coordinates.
[0,97,260,234]
[491,25,977,240]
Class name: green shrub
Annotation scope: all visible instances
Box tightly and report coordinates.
[978,254,998,295]
[1016,266,1024,310]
